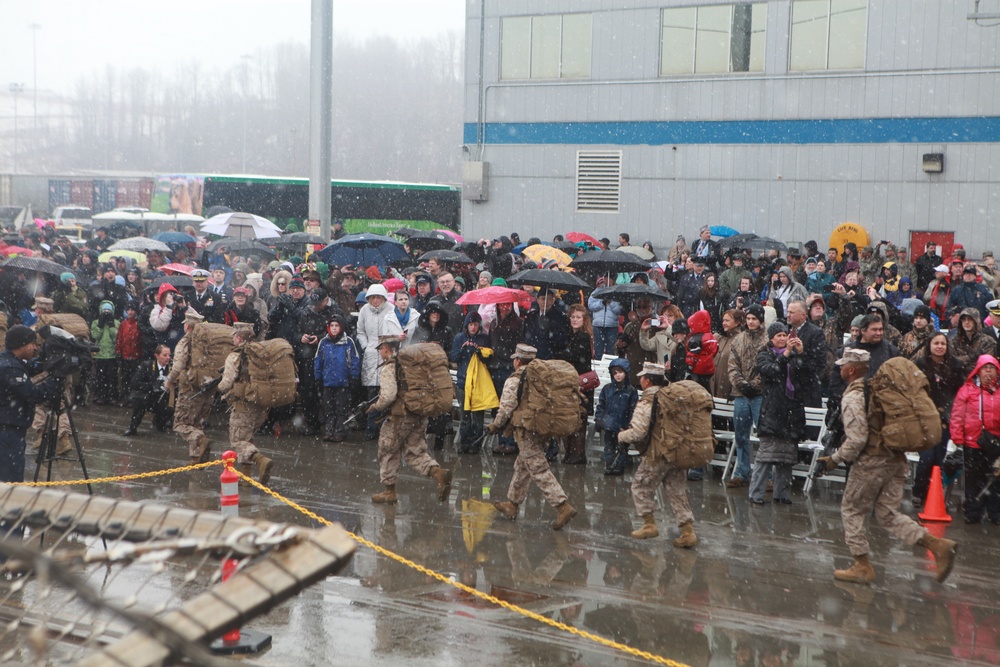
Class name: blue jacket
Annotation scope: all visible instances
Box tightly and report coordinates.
[314,335,361,388]
[0,351,58,430]
[588,294,621,329]
[451,312,491,387]
[594,358,638,432]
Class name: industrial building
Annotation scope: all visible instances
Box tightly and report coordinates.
[461,0,1000,255]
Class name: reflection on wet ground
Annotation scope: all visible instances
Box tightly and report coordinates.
[34,405,1000,666]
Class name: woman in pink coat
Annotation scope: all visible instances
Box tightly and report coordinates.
[950,354,1000,524]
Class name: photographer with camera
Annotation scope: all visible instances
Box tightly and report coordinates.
[90,301,120,405]
[149,284,188,351]
[0,326,60,482]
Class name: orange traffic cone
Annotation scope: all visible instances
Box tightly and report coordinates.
[918,466,952,523]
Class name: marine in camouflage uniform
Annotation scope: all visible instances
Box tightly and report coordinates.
[369,335,451,504]
[858,243,884,286]
[819,348,956,584]
[217,323,273,484]
[488,344,577,530]
[618,362,697,548]
[164,310,213,462]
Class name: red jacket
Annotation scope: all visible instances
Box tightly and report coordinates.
[685,310,718,376]
[949,354,1000,448]
[115,317,142,361]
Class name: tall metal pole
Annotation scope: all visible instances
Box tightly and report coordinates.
[9,84,24,174]
[29,23,40,141]
[309,0,333,240]
[241,54,251,174]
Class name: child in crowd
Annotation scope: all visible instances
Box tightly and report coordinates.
[595,358,638,475]
[314,314,361,443]
[115,302,142,402]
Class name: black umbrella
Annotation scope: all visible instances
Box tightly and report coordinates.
[149,275,194,288]
[407,230,457,252]
[270,232,327,247]
[393,227,419,239]
[719,233,759,249]
[453,242,486,264]
[1,255,69,276]
[417,249,474,264]
[507,269,592,291]
[550,240,583,255]
[592,284,672,302]
[315,233,409,267]
[569,249,651,274]
[742,236,788,252]
[206,238,277,259]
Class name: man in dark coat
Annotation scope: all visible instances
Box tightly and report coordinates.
[947,265,993,322]
[485,236,517,279]
[784,300,828,409]
[827,314,901,408]
[187,269,223,323]
[914,241,944,292]
[675,257,708,318]
[428,272,463,326]
[524,290,569,360]
[294,288,343,436]
[122,344,173,436]
[690,226,721,272]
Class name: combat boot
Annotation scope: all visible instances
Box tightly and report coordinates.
[372,485,398,504]
[193,435,211,464]
[833,554,875,584]
[673,521,698,549]
[918,534,958,583]
[493,500,519,520]
[56,433,74,456]
[251,453,274,486]
[432,467,452,501]
[631,514,659,539]
[551,501,577,531]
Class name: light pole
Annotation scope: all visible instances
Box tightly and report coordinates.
[9,83,24,174]
[241,54,252,173]
[28,23,40,139]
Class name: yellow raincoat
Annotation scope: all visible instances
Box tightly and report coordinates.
[464,348,499,411]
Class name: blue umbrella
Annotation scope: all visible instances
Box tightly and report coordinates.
[153,232,198,244]
[710,225,740,238]
[314,233,409,267]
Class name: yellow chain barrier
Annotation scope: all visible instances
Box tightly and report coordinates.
[5,458,691,666]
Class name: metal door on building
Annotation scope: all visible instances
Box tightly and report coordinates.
[910,231,954,262]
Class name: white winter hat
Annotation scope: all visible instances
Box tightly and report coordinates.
[366,284,389,300]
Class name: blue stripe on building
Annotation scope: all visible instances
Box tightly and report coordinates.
[464,117,1000,145]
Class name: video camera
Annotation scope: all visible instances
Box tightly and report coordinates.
[37,326,98,379]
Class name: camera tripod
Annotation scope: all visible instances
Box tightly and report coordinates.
[33,378,95,496]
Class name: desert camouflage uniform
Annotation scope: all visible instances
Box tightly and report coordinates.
[831,377,928,556]
[30,381,72,450]
[859,249,883,286]
[217,342,264,465]
[618,387,695,527]
[492,368,568,507]
[372,356,439,485]
[166,336,214,460]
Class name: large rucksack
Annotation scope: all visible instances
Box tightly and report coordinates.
[648,380,715,468]
[186,323,234,390]
[37,313,90,340]
[396,343,455,417]
[232,339,298,408]
[511,359,584,438]
[868,356,941,452]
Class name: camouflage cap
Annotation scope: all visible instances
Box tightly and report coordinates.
[232,322,255,336]
[510,343,537,361]
[32,297,54,312]
[183,309,205,325]
[376,334,400,349]
[836,348,871,366]
[636,361,665,377]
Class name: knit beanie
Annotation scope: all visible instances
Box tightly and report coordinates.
[60,272,75,283]
[767,322,788,340]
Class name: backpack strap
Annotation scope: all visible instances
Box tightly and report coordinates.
[636,394,657,457]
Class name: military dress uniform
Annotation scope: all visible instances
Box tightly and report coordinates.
[618,362,697,548]
[488,344,576,530]
[165,311,213,462]
[369,335,450,503]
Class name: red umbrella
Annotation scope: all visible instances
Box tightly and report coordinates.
[0,246,34,257]
[565,232,601,246]
[456,286,532,308]
[160,263,194,276]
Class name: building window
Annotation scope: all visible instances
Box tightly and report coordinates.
[500,14,593,80]
[660,3,768,75]
[790,0,867,71]
[576,150,622,214]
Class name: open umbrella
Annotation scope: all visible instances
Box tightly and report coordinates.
[742,236,787,252]
[407,230,457,252]
[2,255,69,276]
[522,244,573,269]
[152,232,198,245]
[417,249,474,264]
[206,238,277,260]
[393,227,419,239]
[98,250,146,264]
[456,286,533,309]
[507,269,592,292]
[434,229,464,243]
[719,233,759,249]
[159,263,194,276]
[108,237,171,253]
[270,232,326,248]
[565,232,601,246]
[0,246,34,257]
[201,212,281,240]
[592,284,672,302]
[149,275,193,289]
[710,225,740,238]
[315,233,409,268]
[569,249,651,274]
[618,246,656,261]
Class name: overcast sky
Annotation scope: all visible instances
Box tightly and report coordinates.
[0,0,466,93]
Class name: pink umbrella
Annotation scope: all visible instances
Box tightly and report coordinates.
[0,246,33,257]
[381,278,405,292]
[456,286,532,309]
[435,229,464,243]
[160,263,194,276]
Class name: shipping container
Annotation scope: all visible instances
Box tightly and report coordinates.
[70,180,93,208]
[92,180,117,214]
[137,178,154,209]
[49,179,71,211]
[116,179,151,208]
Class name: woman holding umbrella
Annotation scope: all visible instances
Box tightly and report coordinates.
[554,304,595,465]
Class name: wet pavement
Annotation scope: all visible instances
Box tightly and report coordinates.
[26,404,1000,666]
